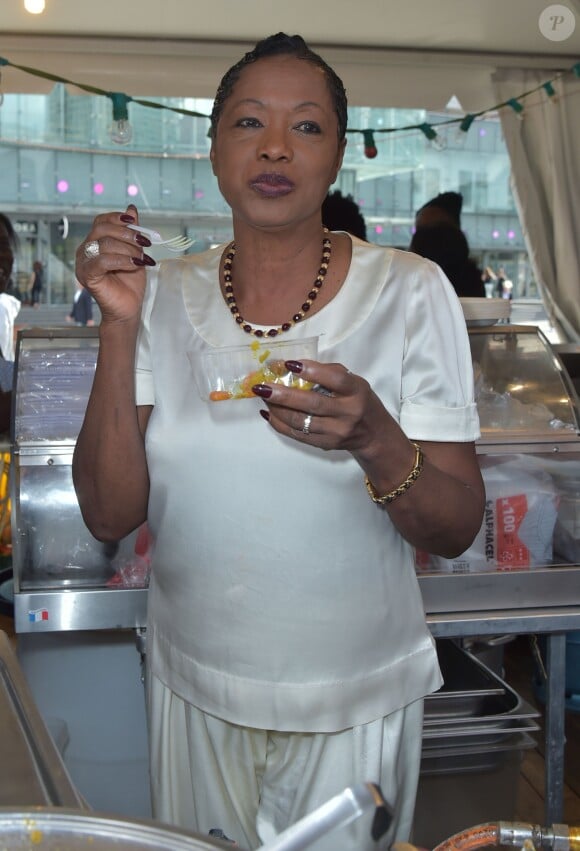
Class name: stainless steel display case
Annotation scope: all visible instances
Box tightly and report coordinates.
[10,328,148,634]
[418,324,580,612]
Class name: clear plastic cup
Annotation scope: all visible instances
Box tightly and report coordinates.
[191,335,319,402]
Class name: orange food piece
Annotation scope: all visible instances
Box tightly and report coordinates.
[238,369,267,397]
[209,390,233,402]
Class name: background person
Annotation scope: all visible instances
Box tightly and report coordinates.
[0,213,22,432]
[28,260,44,307]
[72,33,484,851]
[66,278,95,326]
[414,191,463,230]
[322,189,367,240]
[482,266,497,298]
[409,224,486,298]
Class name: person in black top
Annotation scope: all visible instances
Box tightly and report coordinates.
[409,223,486,298]
[28,260,44,306]
[322,189,367,240]
[67,279,95,326]
[414,191,463,229]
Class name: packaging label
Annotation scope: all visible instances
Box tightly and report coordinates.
[496,494,530,569]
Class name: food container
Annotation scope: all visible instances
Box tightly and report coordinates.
[0,809,226,850]
[422,640,539,748]
[191,336,319,401]
[0,782,389,850]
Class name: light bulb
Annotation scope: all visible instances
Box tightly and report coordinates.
[110,119,133,145]
[108,93,134,145]
[24,0,46,12]
[507,98,525,121]
[455,113,475,145]
[430,132,447,151]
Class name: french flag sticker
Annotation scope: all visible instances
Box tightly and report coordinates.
[28,609,49,623]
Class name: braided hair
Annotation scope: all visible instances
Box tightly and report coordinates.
[210,33,348,142]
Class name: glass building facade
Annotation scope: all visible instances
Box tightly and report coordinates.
[0,86,532,306]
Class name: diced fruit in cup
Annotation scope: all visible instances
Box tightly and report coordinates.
[209,362,313,401]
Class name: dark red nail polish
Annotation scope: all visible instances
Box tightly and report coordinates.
[135,233,152,247]
[285,360,303,373]
[131,257,147,266]
[120,214,136,223]
[252,384,272,398]
[259,409,270,422]
[142,254,156,266]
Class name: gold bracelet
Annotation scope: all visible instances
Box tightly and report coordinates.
[364,442,424,506]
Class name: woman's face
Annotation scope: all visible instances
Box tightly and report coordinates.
[210,55,346,232]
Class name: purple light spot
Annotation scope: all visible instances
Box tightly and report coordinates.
[479,128,487,137]
[507,230,515,239]
[93,182,104,195]
[374,225,383,234]
[57,179,69,193]
[127,184,139,197]
[492,230,500,239]
[195,190,204,200]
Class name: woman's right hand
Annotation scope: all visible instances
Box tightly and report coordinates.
[75,204,155,324]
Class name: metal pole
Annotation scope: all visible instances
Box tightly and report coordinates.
[545,632,567,824]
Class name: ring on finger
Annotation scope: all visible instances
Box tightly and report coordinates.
[302,414,313,435]
[84,240,100,259]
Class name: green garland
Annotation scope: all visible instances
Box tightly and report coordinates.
[1,55,579,156]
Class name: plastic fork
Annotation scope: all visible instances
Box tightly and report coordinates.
[126,223,194,252]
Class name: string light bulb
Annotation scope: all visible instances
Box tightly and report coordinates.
[362,130,377,159]
[419,123,445,150]
[431,133,447,151]
[23,0,46,12]
[459,114,476,134]
[507,98,525,120]
[108,92,133,145]
[543,81,558,103]
[419,122,437,142]
[454,113,476,146]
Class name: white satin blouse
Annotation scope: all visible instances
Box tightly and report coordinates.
[135,236,480,732]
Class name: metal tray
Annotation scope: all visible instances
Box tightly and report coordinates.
[420,732,537,776]
[422,640,541,749]
[421,716,540,748]
[425,640,540,725]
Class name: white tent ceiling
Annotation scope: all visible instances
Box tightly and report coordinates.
[2,0,580,110]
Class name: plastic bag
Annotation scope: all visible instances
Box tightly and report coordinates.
[418,455,559,573]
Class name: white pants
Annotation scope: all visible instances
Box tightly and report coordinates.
[147,673,423,851]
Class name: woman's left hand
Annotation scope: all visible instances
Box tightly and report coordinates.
[252,357,486,559]
[251,359,393,462]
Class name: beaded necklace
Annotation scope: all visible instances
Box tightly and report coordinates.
[222,231,332,337]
